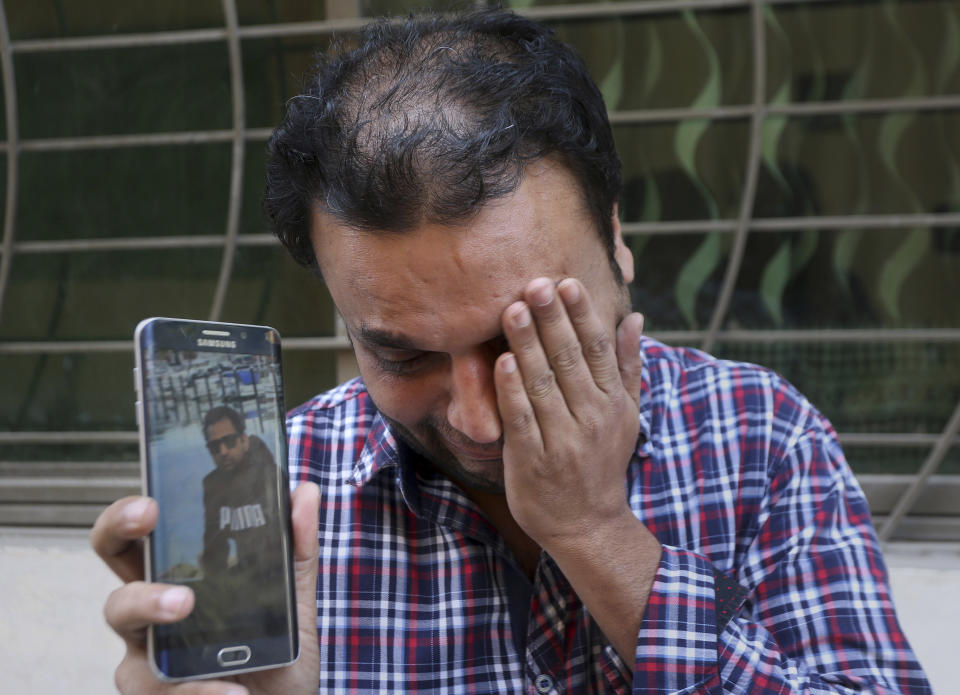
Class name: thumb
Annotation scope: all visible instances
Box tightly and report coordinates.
[289,482,320,640]
[616,312,644,408]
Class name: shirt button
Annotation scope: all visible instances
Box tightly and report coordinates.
[534,674,553,694]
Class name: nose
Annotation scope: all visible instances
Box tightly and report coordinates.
[446,350,502,444]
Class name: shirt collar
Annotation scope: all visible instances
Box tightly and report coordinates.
[348,409,401,487]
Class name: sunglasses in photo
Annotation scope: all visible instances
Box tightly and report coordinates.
[206,433,242,455]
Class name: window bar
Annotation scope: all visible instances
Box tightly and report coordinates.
[11,28,229,53]
[0,92,949,156]
[879,397,960,542]
[621,211,960,237]
[0,92,951,157]
[5,427,953,449]
[1,208,958,256]
[838,432,960,448]
[658,328,960,344]
[6,329,958,357]
[701,0,766,355]
[4,210,957,256]
[13,235,229,253]
[0,128,274,153]
[610,95,960,126]
[0,336,352,354]
[839,433,960,448]
[6,1,754,55]
[748,212,960,232]
[4,0,855,56]
[0,0,18,325]
[0,91,951,156]
[0,431,139,444]
[208,0,246,322]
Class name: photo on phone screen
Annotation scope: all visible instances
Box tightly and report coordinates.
[135,318,297,681]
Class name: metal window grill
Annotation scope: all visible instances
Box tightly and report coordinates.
[0,0,957,540]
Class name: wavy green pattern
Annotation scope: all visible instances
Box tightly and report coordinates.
[759,229,818,325]
[877,1,928,321]
[640,22,663,105]
[675,233,722,328]
[936,4,960,220]
[638,24,664,223]
[939,1,960,91]
[758,7,802,326]
[598,19,625,110]
[796,4,827,101]
[674,11,723,327]
[761,7,791,194]
[833,7,878,295]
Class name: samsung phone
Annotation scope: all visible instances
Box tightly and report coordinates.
[133,317,298,681]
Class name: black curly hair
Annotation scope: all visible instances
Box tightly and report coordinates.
[264,7,622,279]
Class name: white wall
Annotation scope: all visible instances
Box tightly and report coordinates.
[1,529,955,694]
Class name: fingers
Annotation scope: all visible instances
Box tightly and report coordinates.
[501,278,595,414]
[114,652,248,695]
[556,278,626,394]
[500,276,632,413]
[104,581,195,644]
[616,312,645,408]
[91,496,158,583]
[494,351,544,454]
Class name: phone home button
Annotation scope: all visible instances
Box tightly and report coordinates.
[217,645,252,668]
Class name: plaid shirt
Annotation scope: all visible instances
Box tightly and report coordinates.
[287,338,931,694]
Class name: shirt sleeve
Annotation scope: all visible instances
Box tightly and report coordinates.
[630,421,932,695]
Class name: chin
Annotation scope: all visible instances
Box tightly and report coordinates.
[440,457,506,495]
[383,414,507,494]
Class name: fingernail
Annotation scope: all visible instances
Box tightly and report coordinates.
[558,279,580,304]
[512,305,530,328]
[122,498,150,527]
[159,587,190,618]
[224,687,248,695]
[529,278,553,306]
[501,354,517,373]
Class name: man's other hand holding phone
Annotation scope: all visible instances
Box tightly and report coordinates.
[91,483,321,695]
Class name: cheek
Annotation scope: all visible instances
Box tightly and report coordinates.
[355,358,445,429]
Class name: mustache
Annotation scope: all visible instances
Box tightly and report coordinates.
[429,416,503,454]
[385,412,503,459]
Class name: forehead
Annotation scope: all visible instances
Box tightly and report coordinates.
[310,162,610,348]
[206,417,239,435]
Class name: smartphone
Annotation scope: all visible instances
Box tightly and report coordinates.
[133,317,298,681]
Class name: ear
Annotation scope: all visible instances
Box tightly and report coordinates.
[611,203,634,284]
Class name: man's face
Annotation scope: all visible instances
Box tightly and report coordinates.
[204,417,249,470]
[311,160,635,493]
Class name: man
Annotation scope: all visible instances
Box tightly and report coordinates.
[166,405,288,643]
[93,9,932,694]
[199,406,279,578]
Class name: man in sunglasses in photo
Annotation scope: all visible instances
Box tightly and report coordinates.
[200,405,279,578]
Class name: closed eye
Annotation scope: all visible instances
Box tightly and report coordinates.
[373,349,436,375]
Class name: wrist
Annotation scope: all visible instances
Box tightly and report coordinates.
[544,506,658,569]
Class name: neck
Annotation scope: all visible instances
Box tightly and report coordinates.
[463,487,541,580]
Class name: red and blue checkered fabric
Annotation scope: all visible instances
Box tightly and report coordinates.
[287,337,931,694]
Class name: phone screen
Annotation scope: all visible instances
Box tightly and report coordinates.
[135,318,297,680]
